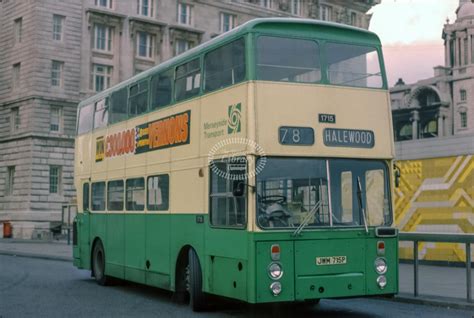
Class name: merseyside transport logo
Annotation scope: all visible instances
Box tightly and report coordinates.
[227,103,241,134]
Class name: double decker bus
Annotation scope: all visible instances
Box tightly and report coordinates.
[73,18,398,311]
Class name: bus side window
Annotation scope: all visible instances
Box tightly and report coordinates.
[110,87,128,124]
[91,182,106,211]
[93,98,109,129]
[204,38,246,93]
[129,79,149,117]
[175,58,201,102]
[82,183,90,212]
[150,69,173,110]
[107,180,124,211]
[77,103,94,135]
[147,174,169,210]
[126,178,145,211]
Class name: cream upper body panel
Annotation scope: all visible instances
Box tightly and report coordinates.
[254,81,394,159]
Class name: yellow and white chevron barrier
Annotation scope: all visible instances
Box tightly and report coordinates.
[394,155,474,262]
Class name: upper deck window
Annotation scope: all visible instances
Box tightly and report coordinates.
[110,87,128,124]
[77,103,94,135]
[129,79,148,117]
[150,69,173,110]
[175,58,201,102]
[204,38,245,93]
[256,36,321,83]
[326,43,382,89]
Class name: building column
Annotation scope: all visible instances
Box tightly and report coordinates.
[445,34,451,67]
[411,110,419,140]
[437,115,444,137]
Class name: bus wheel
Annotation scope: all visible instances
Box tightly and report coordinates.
[92,240,109,286]
[187,249,206,311]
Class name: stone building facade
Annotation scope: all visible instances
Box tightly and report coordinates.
[390,1,474,262]
[0,0,379,239]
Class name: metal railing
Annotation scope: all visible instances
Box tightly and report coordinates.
[399,232,473,303]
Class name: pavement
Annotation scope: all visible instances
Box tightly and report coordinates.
[0,238,472,311]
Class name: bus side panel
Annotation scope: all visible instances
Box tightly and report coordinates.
[204,227,249,301]
[105,213,125,279]
[74,212,91,269]
[145,213,171,289]
[169,213,205,291]
[124,213,146,284]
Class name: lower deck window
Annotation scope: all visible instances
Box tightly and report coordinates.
[107,180,124,211]
[91,182,106,211]
[147,175,169,210]
[126,178,145,211]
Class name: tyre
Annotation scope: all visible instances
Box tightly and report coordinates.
[187,249,206,311]
[92,240,109,286]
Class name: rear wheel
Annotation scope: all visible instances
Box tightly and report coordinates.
[187,249,206,311]
[92,240,109,286]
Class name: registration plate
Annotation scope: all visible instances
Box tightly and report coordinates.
[316,256,347,266]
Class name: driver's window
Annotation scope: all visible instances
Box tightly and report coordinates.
[209,158,247,228]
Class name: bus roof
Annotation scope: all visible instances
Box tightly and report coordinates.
[78,18,381,108]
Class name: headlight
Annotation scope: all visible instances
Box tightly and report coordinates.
[374,258,387,274]
[270,282,282,296]
[377,275,387,289]
[268,262,283,280]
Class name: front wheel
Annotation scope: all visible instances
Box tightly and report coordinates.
[92,240,109,286]
[187,249,206,311]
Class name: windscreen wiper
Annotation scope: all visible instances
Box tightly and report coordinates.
[356,177,369,234]
[292,200,322,237]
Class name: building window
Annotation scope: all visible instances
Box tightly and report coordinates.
[10,107,20,132]
[12,63,21,90]
[259,0,272,9]
[290,0,301,15]
[137,0,153,17]
[5,166,15,196]
[351,12,357,26]
[319,5,332,21]
[52,15,64,41]
[50,106,62,132]
[51,60,64,87]
[14,17,22,44]
[460,111,468,128]
[93,24,113,52]
[464,38,469,65]
[136,31,154,59]
[471,35,474,64]
[95,0,113,9]
[220,13,236,33]
[175,39,192,55]
[460,89,467,101]
[178,3,192,25]
[49,165,61,194]
[92,64,112,92]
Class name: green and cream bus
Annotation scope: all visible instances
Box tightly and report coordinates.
[73,18,398,311]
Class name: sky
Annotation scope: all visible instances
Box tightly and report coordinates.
[368,0,460,86]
